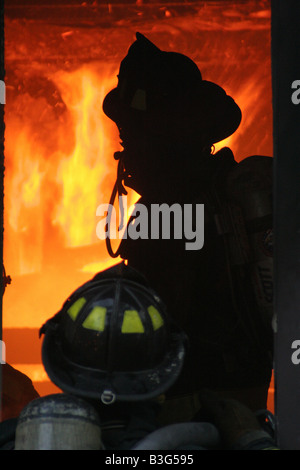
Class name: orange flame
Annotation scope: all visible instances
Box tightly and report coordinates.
[53,67,114,247]
[3,63,139,330]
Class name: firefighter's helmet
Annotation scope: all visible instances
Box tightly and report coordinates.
[40,263,186,404]
[103,32,241,144]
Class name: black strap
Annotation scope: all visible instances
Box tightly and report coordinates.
[106,156,129,259]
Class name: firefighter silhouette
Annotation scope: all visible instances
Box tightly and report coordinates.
[102,33,273,420]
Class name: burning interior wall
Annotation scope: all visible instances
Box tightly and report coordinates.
[3,0,273,408]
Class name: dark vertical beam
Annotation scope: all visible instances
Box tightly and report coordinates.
[0,0,4,419]
[272,0,300,450]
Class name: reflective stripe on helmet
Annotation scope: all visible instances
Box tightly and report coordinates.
[121,310,145,333]
[82,306,107,332]
[148,305,164,330]
[67,297,86,321]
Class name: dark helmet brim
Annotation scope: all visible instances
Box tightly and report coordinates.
[103,83,241,144]
[41,322,186,403]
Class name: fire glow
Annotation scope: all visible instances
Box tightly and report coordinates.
[7,66,118,272]
[54,67,117,248]
[3,1,273,402]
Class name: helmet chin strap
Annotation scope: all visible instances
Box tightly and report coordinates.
[106,151,129,259]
